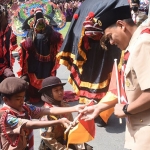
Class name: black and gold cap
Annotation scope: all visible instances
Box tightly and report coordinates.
[95,5,132,31]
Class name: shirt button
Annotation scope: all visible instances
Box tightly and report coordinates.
[126,80,130,87]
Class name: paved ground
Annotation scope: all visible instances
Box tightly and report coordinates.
[1,55,128,150]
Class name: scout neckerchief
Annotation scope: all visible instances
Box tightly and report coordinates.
[44,102,67,118]
[0,103,34,150]
[120,50,130,104]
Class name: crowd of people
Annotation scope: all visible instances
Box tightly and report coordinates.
[1,0,150,149]
[51,0,85,21]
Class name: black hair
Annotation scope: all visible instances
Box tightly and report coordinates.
[1,93,12,100]
[123,18,135,26]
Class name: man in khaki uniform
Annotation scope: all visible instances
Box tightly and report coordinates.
[80,2,150,150]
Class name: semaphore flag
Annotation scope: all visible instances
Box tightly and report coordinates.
[67,101,95,146]
[99,59,128,123]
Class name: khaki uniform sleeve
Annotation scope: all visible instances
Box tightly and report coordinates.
[133,34,150,90]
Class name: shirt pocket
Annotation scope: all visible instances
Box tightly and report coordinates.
[125,67,136,91]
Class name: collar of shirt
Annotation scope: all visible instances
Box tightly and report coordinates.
[126,26,147,53]
[3,103,26,117]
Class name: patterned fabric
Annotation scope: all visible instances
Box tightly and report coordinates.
[15,20,63,103]
[0,103,42,150]
[56,0,123,103]
[0,24,16,79]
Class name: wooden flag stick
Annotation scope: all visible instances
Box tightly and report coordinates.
[64,113,81,134]
[114,59,122,124]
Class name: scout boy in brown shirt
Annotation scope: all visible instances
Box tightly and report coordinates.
[0,77,85,150]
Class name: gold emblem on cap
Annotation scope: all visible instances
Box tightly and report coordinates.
[93,18,102,26]
[97,20,102,26]
[126,80,130,87]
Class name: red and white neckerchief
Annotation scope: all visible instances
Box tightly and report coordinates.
[120,51,130,104]
[44,102,67,118]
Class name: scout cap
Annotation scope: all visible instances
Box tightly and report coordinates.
[0,77,28,95]
[96,5,132,31]
[39,76,66,93]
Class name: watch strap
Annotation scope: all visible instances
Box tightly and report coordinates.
[122,104,132,115]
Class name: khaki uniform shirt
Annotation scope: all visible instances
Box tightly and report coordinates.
[124,26,150,150]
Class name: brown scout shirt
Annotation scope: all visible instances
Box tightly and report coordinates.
[0,103,43,150]
[40,101,85,150]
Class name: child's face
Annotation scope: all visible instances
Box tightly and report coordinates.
[4,91,25,111]
[51,85,64,101]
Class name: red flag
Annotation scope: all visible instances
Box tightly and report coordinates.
[103,61,128,104]
[99,61,127,123]
[67,101,95,145]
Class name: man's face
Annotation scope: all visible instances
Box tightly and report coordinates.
[130,3,139,12]
[104,24,129,50]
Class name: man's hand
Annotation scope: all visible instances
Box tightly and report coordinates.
[114,104,127,118]
[59,118,71,128]
[80,104,100,121]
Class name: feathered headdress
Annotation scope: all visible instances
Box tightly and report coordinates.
[10,0,66,37]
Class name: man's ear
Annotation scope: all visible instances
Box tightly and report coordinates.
[116,20,126,31]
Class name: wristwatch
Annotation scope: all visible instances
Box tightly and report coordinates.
[122,104,132,115]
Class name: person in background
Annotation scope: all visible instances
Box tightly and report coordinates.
[0,4,15,83]
[130,0,147,26]
[19,8,63,103]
